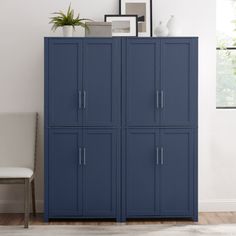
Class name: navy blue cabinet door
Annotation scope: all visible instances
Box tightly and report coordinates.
[126,129,158,216]
[125,39,160,126]
[48,39,83,126]
[161,39,197,126]
[158,129,193,216]
[49,129,83,216]
[83,39,121,126]
[83,129,117,217]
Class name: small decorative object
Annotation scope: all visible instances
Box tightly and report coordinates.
[104,15,138,36]
[49,4,89,37]
[155,21,168,37]
[119,0,152,37]
[85,22,112,37]
[167,15,181,36]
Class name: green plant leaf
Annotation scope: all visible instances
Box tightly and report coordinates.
[49,3,90,31]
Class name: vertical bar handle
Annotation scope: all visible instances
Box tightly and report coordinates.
[83,147,86,165]
[156,90,159,109]
[161,147,164,165]
[161,91,164,109]
[79,147,82,165]
[78,91,82,109]
[156,147,159,165]
[83,91,86,109]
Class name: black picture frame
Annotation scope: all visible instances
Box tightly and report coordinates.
[119,0,153,37]
[104,14,138,37]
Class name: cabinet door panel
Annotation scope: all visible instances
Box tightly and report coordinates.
[49,129,83,216]
[48,40,83,126]
[83,129,117,216]
[161,39,196,126]
[126,39,160,126]
[83,39,120,126]
[159,129,193,216]
[126,129,158,216]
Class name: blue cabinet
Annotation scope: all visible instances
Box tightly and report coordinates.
[124,38,198,127]
[125,128,195,218]
[45,37,198,222]
[47,38,120,127]
[48,129,117,218]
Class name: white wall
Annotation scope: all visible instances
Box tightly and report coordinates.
[0,0,235,213]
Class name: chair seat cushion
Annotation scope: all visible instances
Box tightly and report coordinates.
[0,167,33,178]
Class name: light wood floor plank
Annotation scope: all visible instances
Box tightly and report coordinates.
[0,213,236,225]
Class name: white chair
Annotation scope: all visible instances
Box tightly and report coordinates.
[0,113,38,228]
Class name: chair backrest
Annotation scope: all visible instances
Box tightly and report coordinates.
[0,113,38,171]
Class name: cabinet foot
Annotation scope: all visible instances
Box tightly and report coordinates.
[193,214,198,222]
[44,215,49,223]
[119,216,126,223]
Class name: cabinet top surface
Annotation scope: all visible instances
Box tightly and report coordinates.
[44,36,199,39]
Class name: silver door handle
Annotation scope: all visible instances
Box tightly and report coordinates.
[156,90,159,109]
[161,147,164,165]
[83,91,86,109]
[161,91,164,109]
[156,147,159,165]
[83,147,86,165]
[79,147,82,165]
[78,91,82,109]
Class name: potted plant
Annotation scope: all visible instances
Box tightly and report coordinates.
[50,4,88,37]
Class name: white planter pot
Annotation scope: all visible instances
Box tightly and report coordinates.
[62,26,74,37]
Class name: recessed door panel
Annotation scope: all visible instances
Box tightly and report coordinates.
[83,129,117,216]
[49,129,83,216]
[83,39,120,126]
[126,39,160,126]
[126,129,158,216]
[48,40,83,126]
[161,39,196,126]
[159,129,193,216]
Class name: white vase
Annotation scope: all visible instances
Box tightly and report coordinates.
[167,15,181,36]
[155,21,169,37]
[62,26,74,37]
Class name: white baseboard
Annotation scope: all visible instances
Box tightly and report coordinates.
[199,199,236,212]
[0,200,43,213]
[0,199,236,213]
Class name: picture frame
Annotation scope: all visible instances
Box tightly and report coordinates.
[119,0,153,37]
[104,15,138,37]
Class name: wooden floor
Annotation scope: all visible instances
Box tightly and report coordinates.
[0,213,236,225]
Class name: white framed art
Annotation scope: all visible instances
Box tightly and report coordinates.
[119,0,152,37]
[104,15,138,37]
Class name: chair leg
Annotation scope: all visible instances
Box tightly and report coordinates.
[31,179,36,216]
[24,178,30,228]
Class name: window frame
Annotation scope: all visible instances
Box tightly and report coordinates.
[216,46,236,109]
